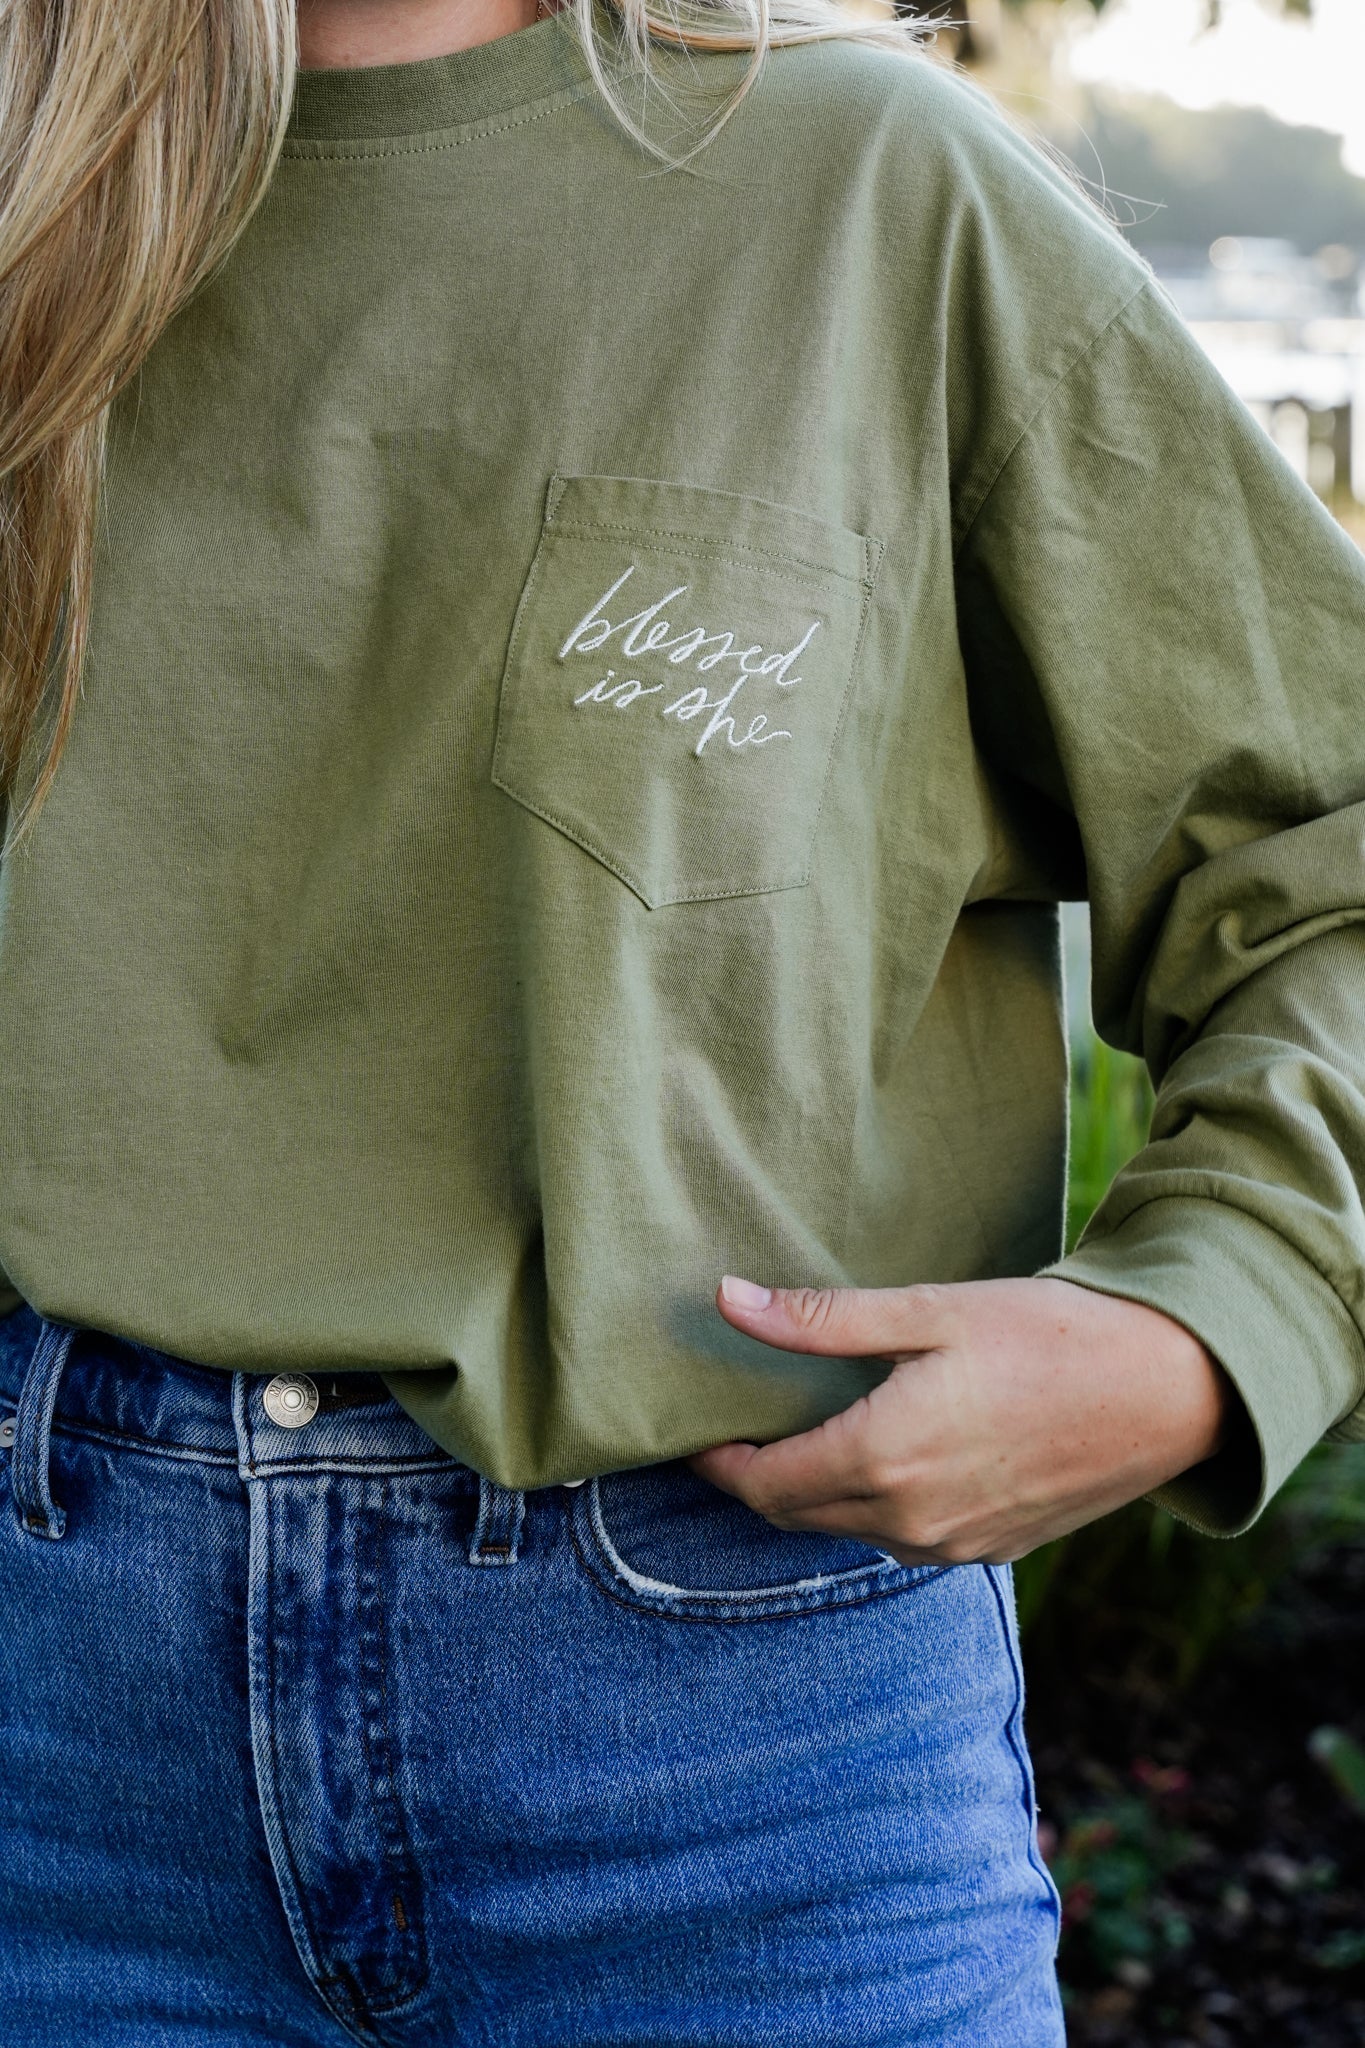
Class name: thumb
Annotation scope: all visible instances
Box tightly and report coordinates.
[715,1274,953,1359]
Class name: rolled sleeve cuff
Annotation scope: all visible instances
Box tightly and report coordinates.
[1042,1196,1365,1538]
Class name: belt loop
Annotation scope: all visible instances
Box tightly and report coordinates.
[11,1319,77,1541]
[469,1477,525,1567]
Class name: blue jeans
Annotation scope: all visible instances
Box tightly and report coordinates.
[0,1307,1063,2046]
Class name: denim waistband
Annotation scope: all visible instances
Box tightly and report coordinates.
[0,1304,467,1477]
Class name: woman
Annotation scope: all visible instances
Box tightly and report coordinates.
[1,0,1362,2038]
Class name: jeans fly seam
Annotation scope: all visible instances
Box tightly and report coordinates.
[247,1482,336,1999]
[245,1462,421,2046]
[356,1478,430,2012]
[245,1466,379,2048]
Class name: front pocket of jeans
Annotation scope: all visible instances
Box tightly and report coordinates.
[572,1465,944,1622]
[492,475,883,909]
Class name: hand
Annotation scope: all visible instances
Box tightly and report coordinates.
[690,1275,1235,1564]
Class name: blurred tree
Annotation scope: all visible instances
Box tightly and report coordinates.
[894,0,1314,65]
[1050,91,1365,252]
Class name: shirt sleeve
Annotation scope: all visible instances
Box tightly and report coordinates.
[954,278,1365,1538]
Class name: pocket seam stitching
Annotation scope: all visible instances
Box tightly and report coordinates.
[491,484,886,907]
[543,521,874,590]
[589,1474,897,1600]
[577,1475,939,1617]
[544,471,882,588]
[488,769,813,905]
[491,532,817,905]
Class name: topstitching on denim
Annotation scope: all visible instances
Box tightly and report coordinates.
[10,1321,77,1540]
[986,1562,1064,1942]
[2,1319,1066,2044]
[0,1308,467,1478]
[570,1476,948,1622]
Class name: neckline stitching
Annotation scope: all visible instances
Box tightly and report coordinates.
[280,78,596,160]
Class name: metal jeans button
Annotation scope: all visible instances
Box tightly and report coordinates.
[263,1374,319,1430]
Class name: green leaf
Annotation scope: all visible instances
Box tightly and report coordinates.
[1308,1726,1365,1817]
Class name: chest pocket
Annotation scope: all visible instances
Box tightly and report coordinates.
[492,474,883,908]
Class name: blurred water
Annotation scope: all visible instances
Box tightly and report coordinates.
[1158,238,1365,501]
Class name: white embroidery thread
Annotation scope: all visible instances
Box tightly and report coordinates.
[573,670,664,710]
[558,566,817,757]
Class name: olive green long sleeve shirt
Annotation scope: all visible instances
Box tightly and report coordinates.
[1,19,1362,1527]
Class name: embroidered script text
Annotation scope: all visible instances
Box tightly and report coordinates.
[558,566,821,755]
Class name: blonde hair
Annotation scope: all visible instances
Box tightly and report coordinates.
[0,0,930,836]
[572,0,930,163]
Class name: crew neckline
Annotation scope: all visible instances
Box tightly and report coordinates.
[286,14,593,142]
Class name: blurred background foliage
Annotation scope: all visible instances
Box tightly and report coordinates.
[895,0,1317,60]
[1015,1016,1365,1689]
[1023,948,1365,2032]
[889,0,1365,1710]
[880,5,1365,2028]
[898,1,1362,263]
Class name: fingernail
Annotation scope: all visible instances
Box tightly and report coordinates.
[721,1275,773,1311]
